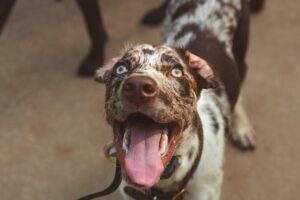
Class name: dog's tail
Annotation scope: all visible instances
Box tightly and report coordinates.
[249,0,265,13]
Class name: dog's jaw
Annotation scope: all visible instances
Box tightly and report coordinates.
[113,114,184,188]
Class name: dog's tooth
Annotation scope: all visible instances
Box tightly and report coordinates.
[163,127,169,135]
[160,133,168,155]
[122,127,130,154]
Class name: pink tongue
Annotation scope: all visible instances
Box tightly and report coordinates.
[124,121,164,188]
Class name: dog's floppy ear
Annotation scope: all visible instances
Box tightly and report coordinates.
[185,50,220,89]
[95,57,121,83]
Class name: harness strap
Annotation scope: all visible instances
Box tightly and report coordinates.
[77,161,122,200]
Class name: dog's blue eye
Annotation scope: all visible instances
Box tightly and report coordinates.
[171,68,183,77]
[116,65,128,75]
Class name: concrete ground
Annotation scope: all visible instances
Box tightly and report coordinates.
[0,0,299,199]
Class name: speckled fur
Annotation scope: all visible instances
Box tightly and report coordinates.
[163,0,241,58]
[97,44,230,200]
[97,0,255,199]
[98,44,199,129]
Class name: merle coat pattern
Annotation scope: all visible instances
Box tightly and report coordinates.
[97,0,256,199]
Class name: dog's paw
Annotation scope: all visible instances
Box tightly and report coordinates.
[229,125,256,151]
[141,0,169,26]
[229,97,256,151]
[141,9,165,26]
[77,50,104,77]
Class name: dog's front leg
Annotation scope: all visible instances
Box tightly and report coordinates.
[184,93,227,200]
[229,96,256,150]
[186,136,224,200]
[186,144,224,200]
[0,0,17,36]
[76,0,108,77]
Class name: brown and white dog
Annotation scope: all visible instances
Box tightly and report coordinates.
[96,0,260,199]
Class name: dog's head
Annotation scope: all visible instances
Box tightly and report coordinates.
[96,44,219,188]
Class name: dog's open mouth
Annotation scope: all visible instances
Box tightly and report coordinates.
[113,113,182,188]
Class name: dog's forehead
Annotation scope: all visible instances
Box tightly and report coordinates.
[122,44,182,69]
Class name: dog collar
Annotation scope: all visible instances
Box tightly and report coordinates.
[124,186,186,200]
[77,161,122,200]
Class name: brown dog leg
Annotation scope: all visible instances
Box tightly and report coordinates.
[76,0,108,77]
[0,0,17,36]
[141,0,170,26]
[250,0,265,13]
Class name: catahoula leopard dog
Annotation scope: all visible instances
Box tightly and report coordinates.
[91,0,262,199]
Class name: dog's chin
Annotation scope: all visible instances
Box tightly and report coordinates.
[113,113,182,188]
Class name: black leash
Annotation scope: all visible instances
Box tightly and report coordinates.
[77,156,178,200]
[77,161,122,200]
[124,186,186,200]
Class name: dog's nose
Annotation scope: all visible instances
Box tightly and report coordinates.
[122,76,158,104]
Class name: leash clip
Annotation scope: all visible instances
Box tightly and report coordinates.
[172,188,186,200]
[103,142,117,164]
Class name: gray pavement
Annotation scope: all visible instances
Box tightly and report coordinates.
[0,0,299,199]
